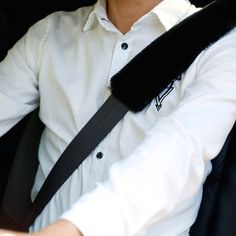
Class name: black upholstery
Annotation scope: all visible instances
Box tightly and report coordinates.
[0,11,7,61]
[1,0,97,59]
[209,126,236,236]
[190,123,236,235]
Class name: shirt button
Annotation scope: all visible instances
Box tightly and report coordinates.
[121,43,128,50]
[96,152,103,159]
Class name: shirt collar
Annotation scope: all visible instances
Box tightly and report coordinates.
[83,0,191,32]
[151,0,191,30]
[83,0,108,32]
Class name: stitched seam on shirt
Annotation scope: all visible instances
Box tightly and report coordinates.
[37,15,51,76]
[25,15,51,78]
[39,15,51,58]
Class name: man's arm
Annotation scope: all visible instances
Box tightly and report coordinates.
[0,14,51,137]
[58,29,236,235]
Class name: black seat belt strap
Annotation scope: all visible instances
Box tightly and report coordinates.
[22,95,128,229]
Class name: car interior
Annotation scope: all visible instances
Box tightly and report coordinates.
[0,0,236,235]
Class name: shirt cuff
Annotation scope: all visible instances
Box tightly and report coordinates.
[60,184,133,236]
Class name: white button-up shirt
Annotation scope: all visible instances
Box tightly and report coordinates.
[1,0,236,235]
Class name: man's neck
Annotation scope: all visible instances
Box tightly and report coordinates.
[107,0,163,34]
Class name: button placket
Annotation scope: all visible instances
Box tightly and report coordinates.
[107,39,130,81]
[84,143,107,193]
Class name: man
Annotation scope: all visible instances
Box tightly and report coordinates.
[0,0,236,235]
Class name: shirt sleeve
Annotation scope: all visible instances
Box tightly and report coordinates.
[0,16,50,136]
[61,29,236,236]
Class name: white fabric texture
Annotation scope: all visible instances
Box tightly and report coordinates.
[0,0,236,235]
